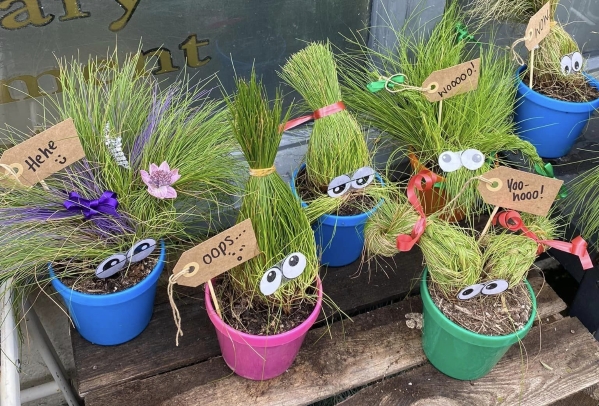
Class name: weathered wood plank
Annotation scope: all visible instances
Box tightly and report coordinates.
[72,249,425,396]
[339,317,599,406]
[85,274,565,406]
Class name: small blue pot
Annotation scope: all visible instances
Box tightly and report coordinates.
[290,165,382,267]
[514,65,599,158]
[49,240,165,346]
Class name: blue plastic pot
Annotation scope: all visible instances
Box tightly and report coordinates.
[49,240,165,346]
[290,164,382,267]
[514,65,599,158]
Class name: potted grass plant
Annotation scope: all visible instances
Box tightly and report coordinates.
[280,42,389,267]
[341,3,543,219]
[0,49,239,345]
[466,0,599,158]
[206,71,322,380]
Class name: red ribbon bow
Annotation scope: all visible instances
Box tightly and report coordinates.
[281,101,346,132]
[493,210,593,270]
[396,170,438,252]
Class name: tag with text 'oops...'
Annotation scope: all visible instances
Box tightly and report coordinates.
[477,166,563,216]
[525,2,551,51]
[0,118,85,187]
[421,58,480,102]
[172,219,260,288]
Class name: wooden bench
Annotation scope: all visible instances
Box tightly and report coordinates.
[70,241,599,405]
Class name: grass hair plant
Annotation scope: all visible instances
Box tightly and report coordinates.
[340,2,542,218]
[566,167,599,249]
[222,71,318,322]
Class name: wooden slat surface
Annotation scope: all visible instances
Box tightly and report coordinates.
[84,273,565,406]
[72,249,425,396]
[339,317,599,406]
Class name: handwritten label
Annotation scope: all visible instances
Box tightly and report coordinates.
[421,58,480,102]
[0,118,85,187]
[477,166,563,216]
[525,2,551,51]
[172,219,260,288]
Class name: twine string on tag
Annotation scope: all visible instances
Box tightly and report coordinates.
[168,268,189,346]
[510,35,532,66]
[0,163,21,182]
[249,166,276,177]
[383,74,433,94]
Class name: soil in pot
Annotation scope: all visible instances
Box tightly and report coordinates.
[56,255,158,295]
[215,276,317,335]
[428,278,533,336]
[295,166,377,216]
[522,72,599,103]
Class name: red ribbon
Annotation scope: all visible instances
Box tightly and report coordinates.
[396,170,438,252]
[282,101,346,132]
[493,210,593,270]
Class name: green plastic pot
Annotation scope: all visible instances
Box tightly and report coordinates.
[421,268,537,380]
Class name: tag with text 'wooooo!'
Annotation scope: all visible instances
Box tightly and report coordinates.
[172,219,261,288]
[477,166,563,216]
[421,58,480,103]
[0,118,86,187]
[525,2,551,51]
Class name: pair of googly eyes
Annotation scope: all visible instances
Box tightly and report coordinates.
[438,149,485,173]
[95,239,157,278]
[560,52,583,75]
[328,166,376,198]
[260,252,307,296]
[457,279,509,300]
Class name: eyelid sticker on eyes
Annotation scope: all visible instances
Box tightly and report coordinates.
[127,238,157,263]
[96,238,158,279]
[351,166,376,190]
[327,166,378,198]
[327,174,352,198]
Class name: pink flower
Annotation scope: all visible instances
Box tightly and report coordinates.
[140,161,181,199]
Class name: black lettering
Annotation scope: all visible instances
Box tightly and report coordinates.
[35,154,44,164]
[507,178,514,192]
[224,236,234,246]
[218,241,227,256]
[48,140,56,150]
[520,192,526,200]
[210,247,220,259]
[532,190,539,199]
[202,254,212,265]
[518,181,524,190]
[513,192,520,201]
[460,73,467,80]
[467,68,473,76]
[38,146,53,159]
[24,156,40,172]
[525,191,532,199]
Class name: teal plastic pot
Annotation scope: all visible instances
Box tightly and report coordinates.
[421,268,536,380]
[49,240,165,346]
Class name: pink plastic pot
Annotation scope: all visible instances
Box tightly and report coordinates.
[205,277,322,380]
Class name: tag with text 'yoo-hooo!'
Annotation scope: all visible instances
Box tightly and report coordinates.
[525,1,551,51]
[172,219,260,288]
[421,58,480,103]
[477,166,563,216]
[0,118,85,187]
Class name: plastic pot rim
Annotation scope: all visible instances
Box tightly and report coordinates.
[421,267,537,347]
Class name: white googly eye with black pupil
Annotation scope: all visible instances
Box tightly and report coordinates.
[127,238,157,263]
[481,279,509,295]
[438,151,462,172]
[561,55,573,75]
[281,252,307,279]
[571,52,583,72]
[457,284,485,300]
[260,267,283,296]
[327,174,352,198]
[96,253,127,278]
[351,166,376,189]
[461,149,485,171]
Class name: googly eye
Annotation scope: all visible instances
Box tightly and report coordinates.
[561,55,573,75]
[281,252,307,279]
[126,239,157,263]
[96,253,127,278]
[351,166,376,190]
[571,51,583,72]
[260,267,283,296]
[460,149,485,171]
[481,279,509,295]
[327,174,352,198]
[457,284,485,300]
[438,151,462,172]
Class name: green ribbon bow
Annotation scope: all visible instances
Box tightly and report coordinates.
[367,74,406,93]
[455,23,475,43]
[534,163,568,199]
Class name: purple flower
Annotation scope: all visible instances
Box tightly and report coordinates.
[140,161,181,199]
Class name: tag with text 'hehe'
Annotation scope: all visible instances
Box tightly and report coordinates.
[477,166,563,216]
[172,219,260,288]
[421,58,480,103]
[525,2,551,51]
[0,118,85,187]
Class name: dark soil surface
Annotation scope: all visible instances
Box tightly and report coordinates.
[58,256,157,294]
[429,277,532,336]
[295,166,377,216]
[523,72,599,103]
[216,277,317,335]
